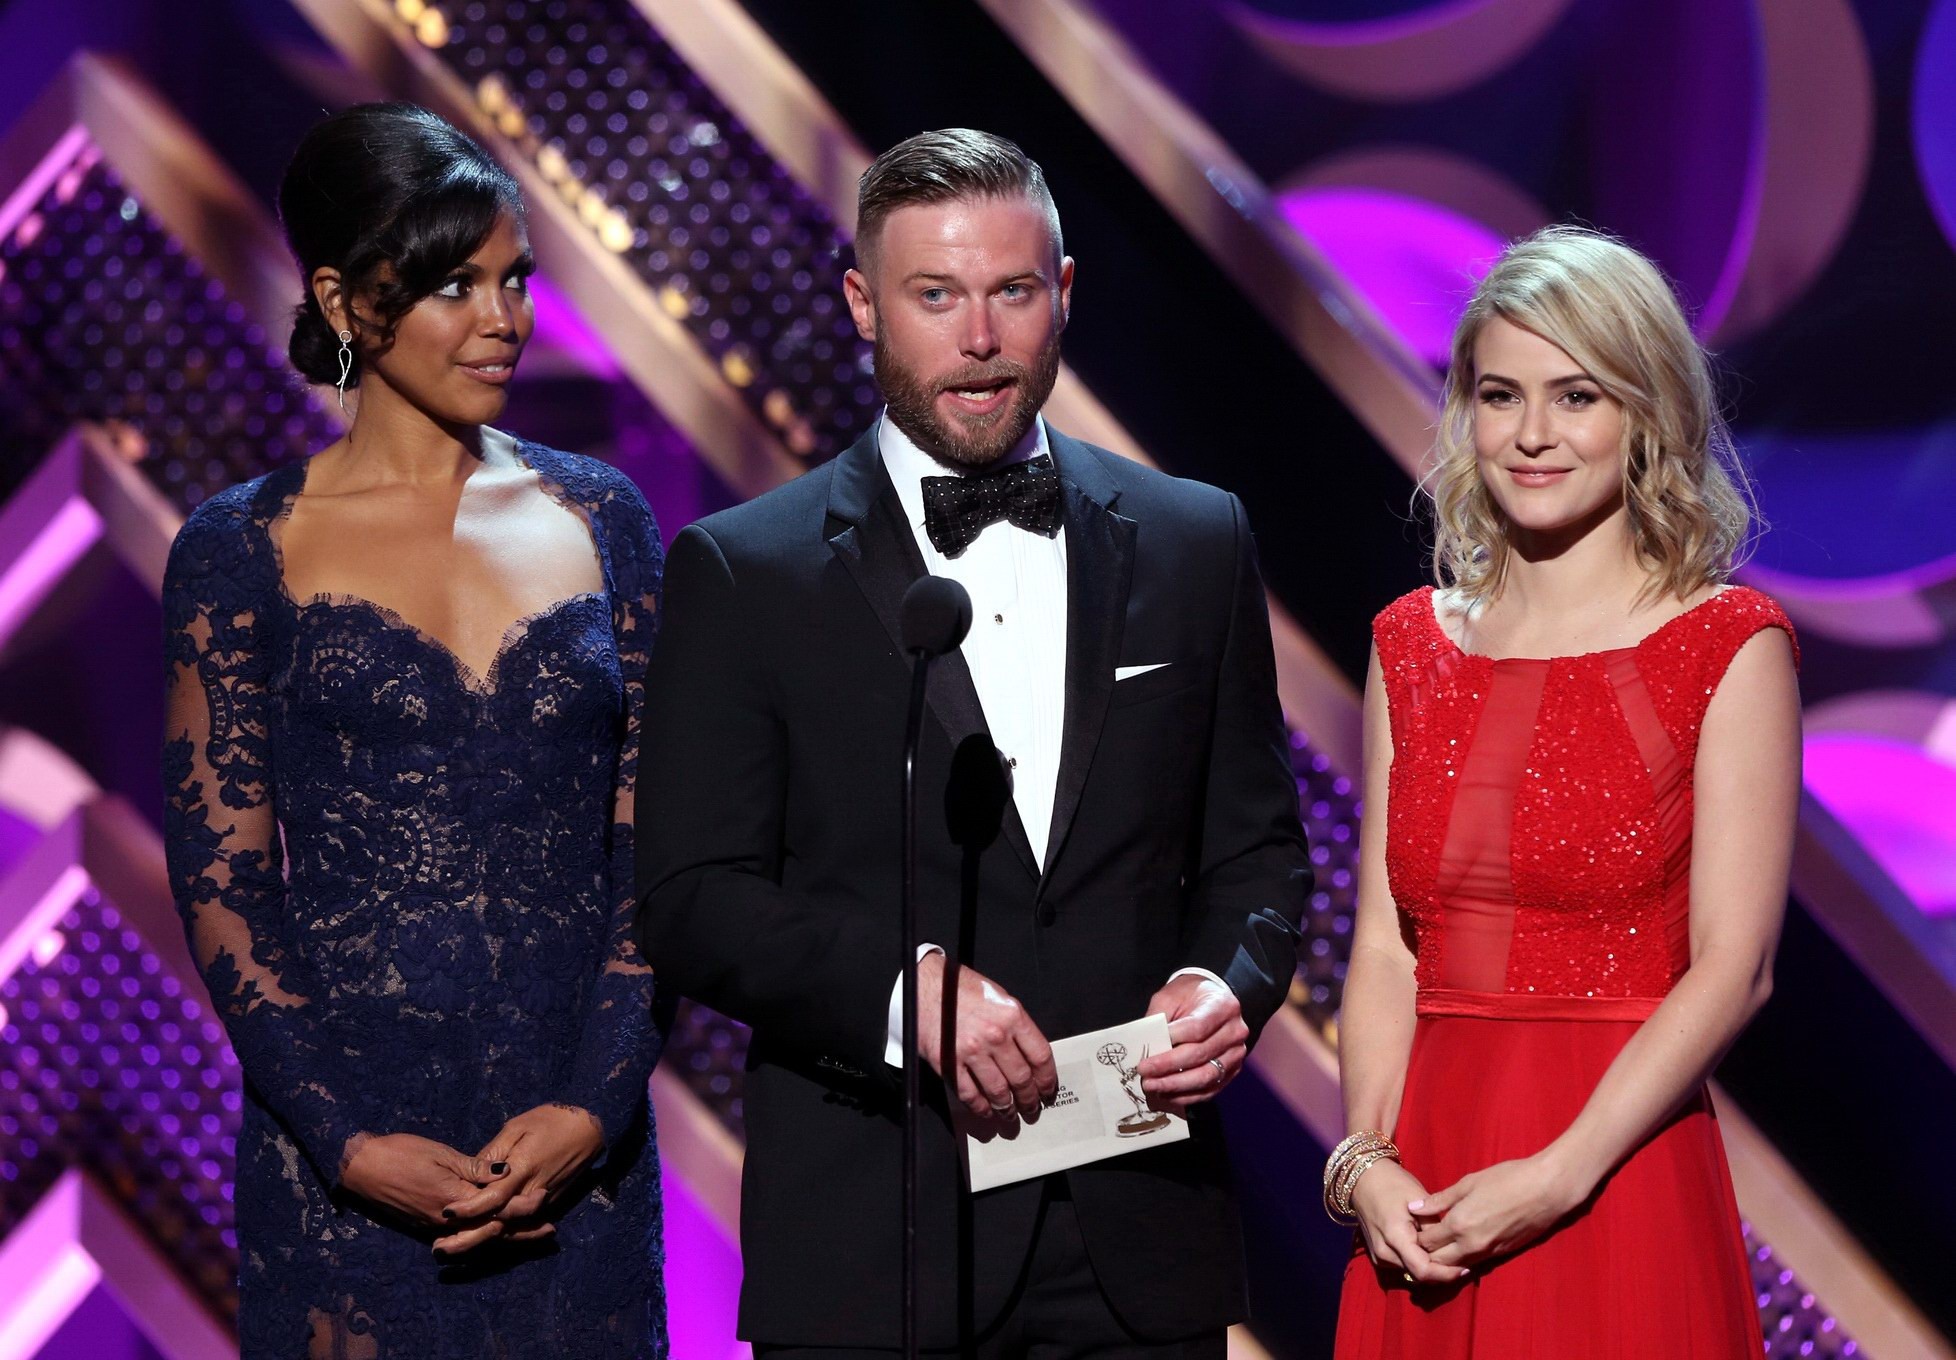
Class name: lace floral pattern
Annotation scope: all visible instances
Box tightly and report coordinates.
[162,442,669,1358]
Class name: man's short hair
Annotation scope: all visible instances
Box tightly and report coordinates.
[854,128,1063,275]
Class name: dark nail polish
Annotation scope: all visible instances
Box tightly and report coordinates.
[490,1162,507,1175]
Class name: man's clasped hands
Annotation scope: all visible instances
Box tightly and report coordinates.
[915,953,1251,1123]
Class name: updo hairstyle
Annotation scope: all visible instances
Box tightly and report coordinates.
[277,103,523,385]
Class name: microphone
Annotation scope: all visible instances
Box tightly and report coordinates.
[900,575,971,658]
[896,574,967,1359]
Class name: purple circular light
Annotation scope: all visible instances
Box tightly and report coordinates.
[1278,186,1506,366]
[1916,1,1956,261]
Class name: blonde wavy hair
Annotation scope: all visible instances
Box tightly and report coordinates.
[1424,225,1756,604]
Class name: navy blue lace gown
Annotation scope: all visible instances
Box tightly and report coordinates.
[161,442,668,1358]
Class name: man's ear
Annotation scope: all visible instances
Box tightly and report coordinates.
[843,266,878,344]
[1056,255,1075,333]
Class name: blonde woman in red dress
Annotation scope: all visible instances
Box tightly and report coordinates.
[1331,225,1800,1358]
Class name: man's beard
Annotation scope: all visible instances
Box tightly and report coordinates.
[874,332,1062,470]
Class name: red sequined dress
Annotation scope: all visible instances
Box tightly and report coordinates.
[1333,585,1796,1359]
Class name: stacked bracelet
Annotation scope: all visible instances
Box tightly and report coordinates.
[1322,1130,1400,1224]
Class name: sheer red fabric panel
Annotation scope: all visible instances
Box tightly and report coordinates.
[1429,663,1545,992]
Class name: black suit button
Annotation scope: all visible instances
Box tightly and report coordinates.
[1037,905,1057,927]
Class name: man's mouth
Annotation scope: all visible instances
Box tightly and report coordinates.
[940,377,1014,415]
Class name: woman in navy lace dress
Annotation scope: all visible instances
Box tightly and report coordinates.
[161,105,668,1357]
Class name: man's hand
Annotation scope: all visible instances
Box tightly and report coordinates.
[917,952,1058,1122]
[432,1104,606,1256]
[339,1132,500,1228]
[1137,974,1249,1114]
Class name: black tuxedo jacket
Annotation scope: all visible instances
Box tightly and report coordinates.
[635,426,1309,1347]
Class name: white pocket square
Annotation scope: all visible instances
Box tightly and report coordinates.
[1115,663,1171,681]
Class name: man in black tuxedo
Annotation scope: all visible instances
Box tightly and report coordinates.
[636,129,1309,1356]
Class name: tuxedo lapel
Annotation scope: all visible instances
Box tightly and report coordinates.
[826,430,1041,880]
[1040,433,1135,891]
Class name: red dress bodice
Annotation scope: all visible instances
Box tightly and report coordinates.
[1375,585,1797,1005]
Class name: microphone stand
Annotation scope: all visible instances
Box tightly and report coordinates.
[896,574,967,1359]
[900,649,929,1360]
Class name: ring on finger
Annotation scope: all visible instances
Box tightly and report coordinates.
[1208,1057,1226,1086]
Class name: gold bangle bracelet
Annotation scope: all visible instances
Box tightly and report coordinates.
[1324,1135,1392,1194]
[1323,1131,1399,1224]
[1322,1132,1392,1196]
[1332,1149,1397,1222]
[1324,1131,1390,1169]
[1332,1149,1377,1207]
[1334,1147,1399,1219]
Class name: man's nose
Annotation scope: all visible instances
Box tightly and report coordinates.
[960,302,1000,361]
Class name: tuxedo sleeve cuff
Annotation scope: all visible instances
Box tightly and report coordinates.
[884,944,945,1068]
[1167,966,1229,992]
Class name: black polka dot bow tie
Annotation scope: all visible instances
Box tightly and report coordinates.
[920,454,1063,558]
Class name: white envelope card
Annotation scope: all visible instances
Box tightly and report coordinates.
[962,1012,1189,1192]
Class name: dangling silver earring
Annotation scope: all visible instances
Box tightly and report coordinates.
[335,329,354,415]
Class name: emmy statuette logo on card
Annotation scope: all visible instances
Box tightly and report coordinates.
[1095,1042,1171,1138]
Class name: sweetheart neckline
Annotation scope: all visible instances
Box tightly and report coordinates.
[262,439,613,697]
[281,588,607,696]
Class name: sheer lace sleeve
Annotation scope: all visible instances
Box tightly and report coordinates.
[558,472,667,1149]
[161,489,369,1185]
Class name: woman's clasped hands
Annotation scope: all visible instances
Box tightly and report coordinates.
[338,1104,606,1258]
[435,1103,606,1255]
[1408,1151,1590,1271]
[1347,1158,1465,1288]
[1352,1148,1591,1287]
